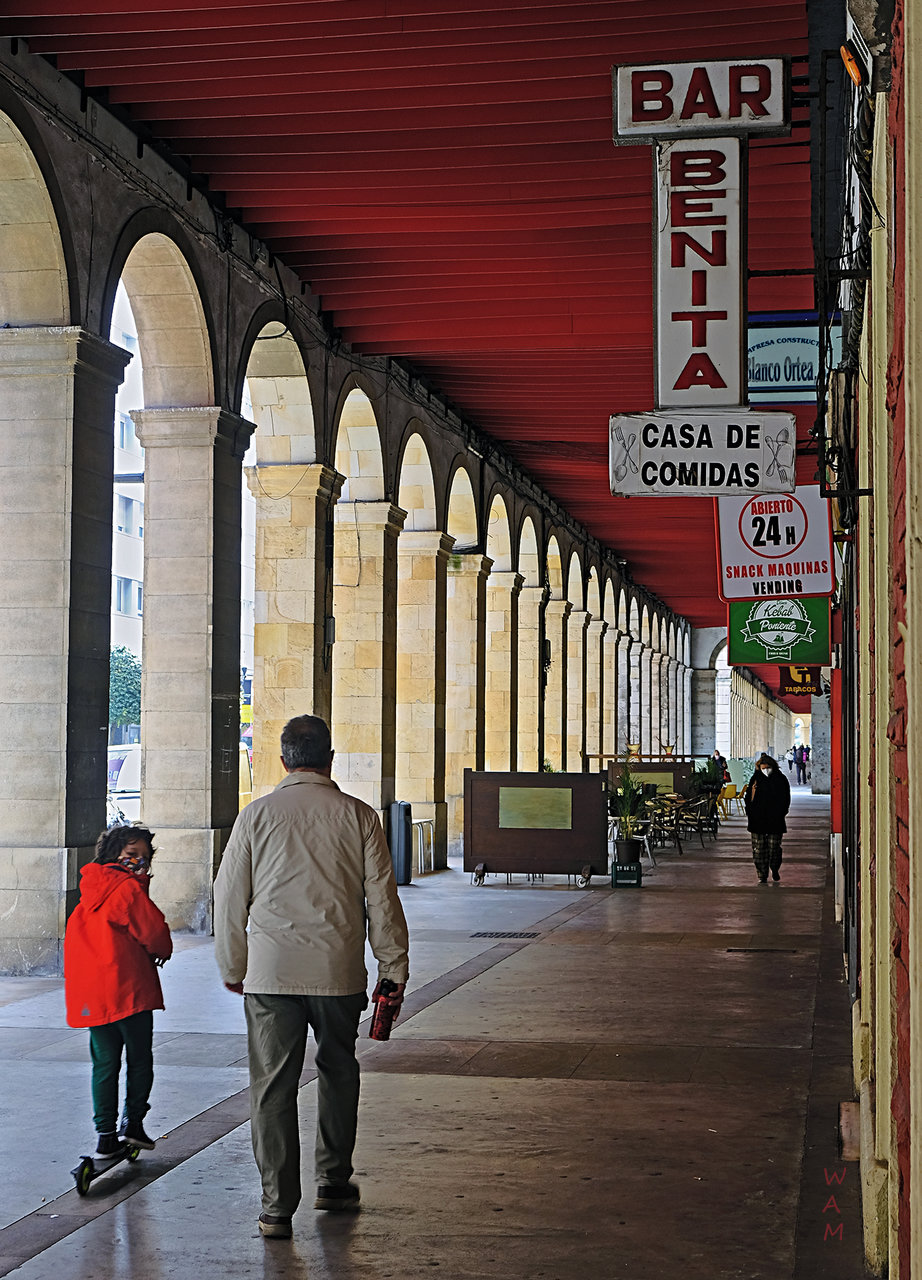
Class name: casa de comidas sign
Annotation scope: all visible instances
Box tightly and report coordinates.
[609,410,796,497]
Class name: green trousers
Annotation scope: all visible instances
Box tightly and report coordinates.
[244,991,367,1218]
[88,1010,154,1134]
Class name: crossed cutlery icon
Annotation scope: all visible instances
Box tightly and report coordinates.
[611,422,639,482]
[765,428,794,485]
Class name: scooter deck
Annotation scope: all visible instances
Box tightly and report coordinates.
[72,1146,140,1195]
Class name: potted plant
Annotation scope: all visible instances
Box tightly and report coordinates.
[611,755,646,863]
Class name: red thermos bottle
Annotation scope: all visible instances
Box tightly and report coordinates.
[369,980,400,1041]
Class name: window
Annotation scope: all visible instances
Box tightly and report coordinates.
[114,577,133,614]
[136,584,143,615]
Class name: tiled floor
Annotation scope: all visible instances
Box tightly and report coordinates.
[0,792,870,1278]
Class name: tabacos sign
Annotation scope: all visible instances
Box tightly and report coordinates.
[610,58,796,497]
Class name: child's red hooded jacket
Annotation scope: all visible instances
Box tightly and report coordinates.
[64,863,173,1027]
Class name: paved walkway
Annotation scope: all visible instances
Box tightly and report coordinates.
[0,792,870,1278]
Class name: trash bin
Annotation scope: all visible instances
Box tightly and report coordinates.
[387,801,413,885]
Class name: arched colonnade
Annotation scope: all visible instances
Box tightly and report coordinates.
[0,90,694,969]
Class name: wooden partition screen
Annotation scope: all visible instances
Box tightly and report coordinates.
[463,770,608,878]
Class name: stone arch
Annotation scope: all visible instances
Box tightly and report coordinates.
[240,314,316,464]
[545,534,565,598]
[586,568,601,619]
[485,492,513,572]
[333,385,385,502]
[518,516,541,587]
[516,515,543,769]
[628,596,641,642]
[603,577,618,626]
[114,231,213,408]
[396,429,437,531]
[0,110,69,325]
[565,551,583,608]
[446,464,478,546]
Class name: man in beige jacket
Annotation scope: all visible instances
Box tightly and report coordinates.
[214,714,409,1238]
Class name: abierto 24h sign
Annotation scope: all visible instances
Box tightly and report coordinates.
[609,410,796,496]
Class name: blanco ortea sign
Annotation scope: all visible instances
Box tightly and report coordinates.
[613,58,789,141]
[716,485,834,600]
[610,410,796,496]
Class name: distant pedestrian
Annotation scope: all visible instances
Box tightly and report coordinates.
[712,748,729,781]
[64,826,172,1157]
[785,747,795,775]
[743,753,791,884]
[793,744,806,785]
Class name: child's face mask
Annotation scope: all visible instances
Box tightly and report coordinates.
[117,839,152,876]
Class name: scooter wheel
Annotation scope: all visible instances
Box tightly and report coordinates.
[126,1146,140,1162]
[75,1158,93,1196]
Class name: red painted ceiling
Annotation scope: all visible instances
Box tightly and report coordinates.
[3,1,818,706]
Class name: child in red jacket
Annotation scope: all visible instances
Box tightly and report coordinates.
[65,826,172,1158]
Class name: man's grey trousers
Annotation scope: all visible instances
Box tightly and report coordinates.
[244,991,367,1217]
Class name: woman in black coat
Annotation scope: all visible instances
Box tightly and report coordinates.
[743,753,791,883]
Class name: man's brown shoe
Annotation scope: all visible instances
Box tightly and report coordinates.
[258,1213,293,1238]
[314,1183,361,1211]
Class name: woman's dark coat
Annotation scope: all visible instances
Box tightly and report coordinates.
[743,768,791,835]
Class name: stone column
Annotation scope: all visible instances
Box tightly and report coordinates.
[810,692,831,794]
[245,463,343,799]
[683,667,693,754]
[517,585,549,771]
[584,618,607,772]
[445,552,491,857]
[628,641,643,753]
[133,406,254,932]
[484,571,523,770]
[616,634,632,755]
[691,667,717,755]
[649,653,665,755]
[565,609,590,770]
[396,531,452,868]
[0,328,130,972]
[666,659,679,752]
[331,501,406,812]
[601,627,619,764]
[543,599,572,771]
[640,647,654,757]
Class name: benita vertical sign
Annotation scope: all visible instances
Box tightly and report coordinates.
[656,138,743,408]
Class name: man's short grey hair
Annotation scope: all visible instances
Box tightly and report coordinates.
[280,715,332,769]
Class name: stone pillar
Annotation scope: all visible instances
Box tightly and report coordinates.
[666,659,679,752]
[517,585,549,771]
[396,531,452,868]
[650,653,665,755]
[331,501,405,812]
[628,640,643,753]
[601,627,619,764]
[543,599,572,771]
[585,618,607,772]
[0,328,130,972]
[133,406,254,932]
[445,552,491,857]
[617,634,632,755]
[640,647,654,757]
[566,610,591,771]
[691,667,717,755]
[485,571,523,770]
[683,667,693,754]
[246,463,343,799]
[810,692,831,794]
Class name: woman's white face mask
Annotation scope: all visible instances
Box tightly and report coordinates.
[760,766,773,775]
